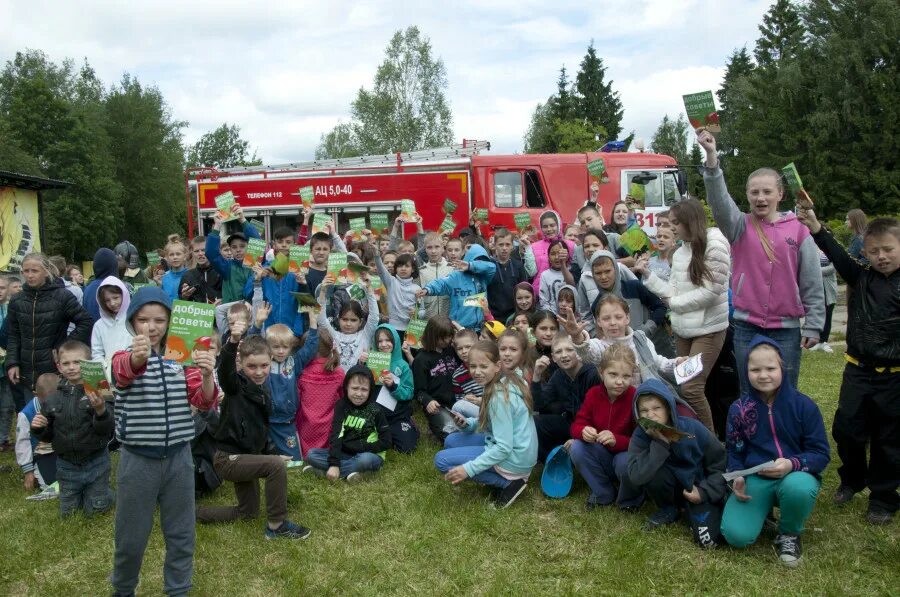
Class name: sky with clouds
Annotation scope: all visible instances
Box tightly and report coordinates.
[1,0,773,163]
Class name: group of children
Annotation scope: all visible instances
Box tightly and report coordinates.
[1,152,897,590]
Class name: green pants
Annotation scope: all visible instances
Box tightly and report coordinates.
[721,472,820,548]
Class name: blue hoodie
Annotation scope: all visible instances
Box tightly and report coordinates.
[725,335,830,477]
[243,259,305,337]
[84,248,119,322]
[424,244,496,330]
[627,378,727,503]
[374,324,414,423]
[264,327,319,459]
[161,267,187,303]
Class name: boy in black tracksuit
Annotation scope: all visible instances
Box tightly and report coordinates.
[31,343,114,517]
[488,227,528,323]
[195,325,310,539]
[305,365,392,481]
[806,216,900,524]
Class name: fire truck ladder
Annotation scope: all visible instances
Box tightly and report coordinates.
[203,140,492,176]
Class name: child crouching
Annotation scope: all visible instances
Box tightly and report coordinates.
[304,365,392,482]
[30,340,113,516]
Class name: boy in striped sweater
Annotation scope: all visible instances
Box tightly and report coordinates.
[110,287,218,597]
[450,329,483,419]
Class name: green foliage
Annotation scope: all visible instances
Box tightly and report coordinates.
[649,114,690,164]
[317,27,454,158]
[0,353,897,595]
[186,123,260,169]
[524,41,622,153]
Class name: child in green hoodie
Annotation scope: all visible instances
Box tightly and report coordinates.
[369,324,418,453]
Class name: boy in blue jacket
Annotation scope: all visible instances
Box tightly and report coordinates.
[418,244,496,331]
[720,335,830,566]
[244,226,305,337]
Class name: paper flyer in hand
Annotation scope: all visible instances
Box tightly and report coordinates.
[439,215,457,233]
[369,274,385,299]
[514,212,532,233]
[463,293,487,309]
[327,252,349,284]
[367,351,393,385]
[674,353,704,385]
[299,185,315,210]
[146,252,161,267]
[242,238,267,267]
[345,260,369,284]
[619,224,653,256]
[80,360,110,395]
[682,90,720,137]
[248,219,266,236]
[442,198,457,214]
[165,300,215,365]
[638,418,694,443]
[627,183,646,210]
[349,216,367,241]
[288,244,310,275]
[214,190,237,221]
[400,199,417,221]
[311,212,333,235]
[781,163,812,207]
[405,318,428,349]
[587,158,609,183]
[347,283,366,302]
[723,461,778,482]
[369,213,389,235]
[472,208,489,224]
[291,292,321,315]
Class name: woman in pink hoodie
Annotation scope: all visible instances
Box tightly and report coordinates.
[524,210,575,293]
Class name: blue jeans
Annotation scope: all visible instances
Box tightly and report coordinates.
[434,432,511,489]
[733,321,801,395]
[305,448,384,478]
[57,450,114,517]
[452,400,480,419]
[568,441,642,507]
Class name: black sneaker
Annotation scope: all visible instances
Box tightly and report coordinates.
[833,485,856,506]
[774,533,802,567]
[265,520,311,540]
[866,509,894,525]
[642,506,679,531]
[493,479,527,509]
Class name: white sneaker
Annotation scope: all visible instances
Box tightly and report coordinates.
[808,343,822,352]
[821,343,834,353]
[26,481,59,501]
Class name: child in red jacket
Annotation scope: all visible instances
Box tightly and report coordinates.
[567,344,642,509]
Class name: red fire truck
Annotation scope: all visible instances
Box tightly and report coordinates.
[186,140,685,240]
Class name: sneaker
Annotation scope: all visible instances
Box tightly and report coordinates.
[493,479,527,509]
[833,484,857,506]
[774,533,802,567]
[866,509,894,525]
[642,506,679,530]
[821,342,834,353]
[808,343,822,352]
[285,460,305,470]
[26,482,59,501]
[345,472,363,484]
[301,465,316,474]
[264,520,311,540]
[763,509,779,533]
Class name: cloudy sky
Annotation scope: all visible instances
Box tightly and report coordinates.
[1,0,772,162]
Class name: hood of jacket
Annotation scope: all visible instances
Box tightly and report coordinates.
[342,364,378,407]
[556,283,576,306]
[539,210,564,242]
[23,276,65,295]
[588,250,621,312]
[97,276,131,324]
[375,324,404,369]
[92,248,119,281]
[463,243,490,264]
[745,334,791,403]
[126,286,172,336]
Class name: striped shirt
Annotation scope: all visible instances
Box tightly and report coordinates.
[452,364,483,398]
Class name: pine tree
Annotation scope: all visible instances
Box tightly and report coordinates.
[575,41,623,141]
[547,66,574,122]
[755,0,806,67]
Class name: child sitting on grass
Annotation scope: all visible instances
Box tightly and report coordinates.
[566,344,639,510]
[30,340,113,517]
[370,324,417,453]
[196,320,311,540]
[721,336,830,566]
[451,328,483,420]
[16,373,60,500]
[304,365,392,482]
[435,340,538,509]
[412,316,460,442]
[296,328,345,457]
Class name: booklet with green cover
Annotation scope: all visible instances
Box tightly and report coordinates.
[248,219,266,236]
[327,252,349,284]
[165,300,215,365]
[367,351,393,385]
[439,215,457,233]
[299,185,315,210]
[291,292,321,315]
[405,319,428,349]
[587,158,609,183]
[638,417,694,443]
[400,199,417,221]
[288,244,310,275]
[80,360,110,395]
[370,213,389,235]
[146,252,160,267]
[311,212,332,235]
[682,90,720,136]
[349,216,367,241]
[242,238,267,267]
[369,274,385,299]
[214,190,237,221]
[472,208,489,224]
[514,212,532,233]
[443,198,457,214]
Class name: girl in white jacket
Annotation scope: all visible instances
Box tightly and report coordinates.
[634,199,731,431]
[90,276,132,361]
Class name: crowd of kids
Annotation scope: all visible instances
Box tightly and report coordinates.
[0,136,896,592]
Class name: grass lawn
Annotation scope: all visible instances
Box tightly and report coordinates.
[0,350,897,595]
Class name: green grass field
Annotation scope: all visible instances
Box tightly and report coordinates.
[0,350,897,596]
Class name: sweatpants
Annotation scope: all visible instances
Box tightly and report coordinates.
[196,451,288,524]
[387,417,419,454]
[57,450,113,517]
[34,452,57,485]
[534,414,570,463]
[112,444,195,597]
[568,441,642,507]
[832,364,899,514]
[721,472,820,547]
[675,329,726,432]
[0,378,14,444]
[306,449,384,478]
[434,432,512,488]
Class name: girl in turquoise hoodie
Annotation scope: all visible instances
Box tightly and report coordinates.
[434,340,538,509]
[370,324,417,453]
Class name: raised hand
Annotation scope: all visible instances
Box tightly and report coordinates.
[557,309,587,341]
[796,203,822,234]
[230,319,247,344]
[86,391,106,414]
